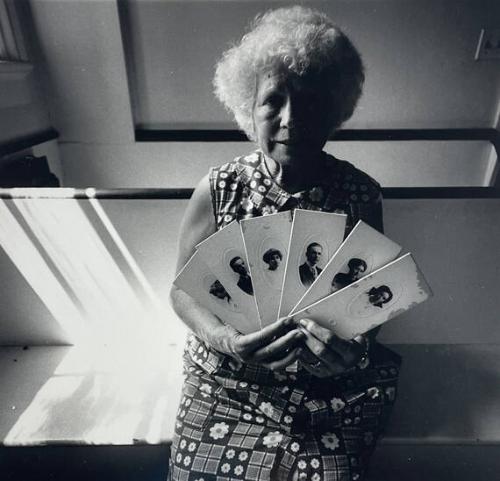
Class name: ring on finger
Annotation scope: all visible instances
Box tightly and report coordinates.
[310,360,323,369]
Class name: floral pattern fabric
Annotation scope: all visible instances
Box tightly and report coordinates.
[168,151,401,481]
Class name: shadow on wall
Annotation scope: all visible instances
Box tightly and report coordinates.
[386,344,500,442]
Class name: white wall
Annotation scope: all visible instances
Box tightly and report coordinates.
[128,0,500,130]
[26,0,500,189]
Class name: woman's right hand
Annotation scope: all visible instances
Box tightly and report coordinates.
[222,317,304,371]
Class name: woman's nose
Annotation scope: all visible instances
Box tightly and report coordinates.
[279,96,296,129]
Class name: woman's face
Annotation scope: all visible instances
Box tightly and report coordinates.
[350,263,366,280]
[252,65,333,170]
[268,253,281,271]
[369,289,391,307]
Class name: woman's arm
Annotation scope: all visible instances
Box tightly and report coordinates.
[169,174,225,349]
[169,174,304,369]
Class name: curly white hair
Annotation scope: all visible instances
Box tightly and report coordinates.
[214,6,364,140]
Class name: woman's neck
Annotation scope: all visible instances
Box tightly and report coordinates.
[264,152,325,193]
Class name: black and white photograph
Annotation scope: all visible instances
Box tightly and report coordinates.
[228,255,253,295]
[279,209,346,319]
[294,253,432,340]
[240,211,292,327]
[1,1,499,480]
[367,285,394,309]
[331,257,368,291]
[208,279,233,306]
[262,248,283,272]
[195,220,261,327]
[290,220,402,316]
[174,251,257,335]
[298,242,324,287]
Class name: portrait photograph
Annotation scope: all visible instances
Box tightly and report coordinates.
[279,209,346,318]
[196,220,260,328]
[290,220,401,316]
[1,1,498,480]
[331,257,368,291]
[174,251,258,334]
[240,211,292,326]
[294,253,432,340]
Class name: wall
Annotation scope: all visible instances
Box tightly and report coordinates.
[25,0,500,189]
[127,0,500,130]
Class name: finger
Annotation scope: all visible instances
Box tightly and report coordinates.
[251,329,304,361]
[298,357,343,378]
[299,328,344,369]
[298,319,354,358]
[236,317,294,352]
[298,347,317,364]
[299,361,331,378]
[298,349,346,377]
[262,347,302,371]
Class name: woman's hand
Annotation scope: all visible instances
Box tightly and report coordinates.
[295,318,366,378]
[224,317,305,371]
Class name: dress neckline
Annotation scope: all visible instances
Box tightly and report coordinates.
[258,150,334,198]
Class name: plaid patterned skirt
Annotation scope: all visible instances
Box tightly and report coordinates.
[168,334,401,481]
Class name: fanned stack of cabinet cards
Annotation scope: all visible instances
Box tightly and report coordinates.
[174,209,432,338]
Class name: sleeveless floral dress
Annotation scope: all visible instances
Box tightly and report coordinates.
[168,151,401,481]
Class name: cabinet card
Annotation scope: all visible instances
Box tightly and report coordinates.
[292,253,432,339]
[196,221,261,329]
[174,251,258,334]
[241,211,293,328]
[278,209,346,319]
[290,220,402,315]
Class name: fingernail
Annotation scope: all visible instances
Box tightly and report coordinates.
[299,319,308,327]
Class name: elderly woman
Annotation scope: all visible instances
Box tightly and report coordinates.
[169,6,401,481]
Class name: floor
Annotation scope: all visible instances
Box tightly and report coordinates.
[1,444,499,481]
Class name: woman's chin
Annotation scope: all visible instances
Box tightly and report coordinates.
[270,143,317,167]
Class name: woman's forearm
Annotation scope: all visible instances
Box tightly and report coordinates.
[169,285,237,355]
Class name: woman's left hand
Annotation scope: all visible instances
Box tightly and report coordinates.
[295,318,365,378]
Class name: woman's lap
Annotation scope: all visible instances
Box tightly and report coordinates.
[168,336,400,481]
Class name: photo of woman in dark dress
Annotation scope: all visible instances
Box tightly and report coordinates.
[208,279,231,303]
[368,285,393,308]
[332,257,368,291]
[262,248,283,271]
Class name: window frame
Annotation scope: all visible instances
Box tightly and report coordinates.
[0,0,28,62]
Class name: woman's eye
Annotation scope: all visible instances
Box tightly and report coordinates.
[264,94,282,108]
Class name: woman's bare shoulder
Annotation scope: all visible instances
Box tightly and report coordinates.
[175,174,216,273]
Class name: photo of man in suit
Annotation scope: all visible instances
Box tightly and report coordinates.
[230,256,254,295]
[299,242,323,287]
